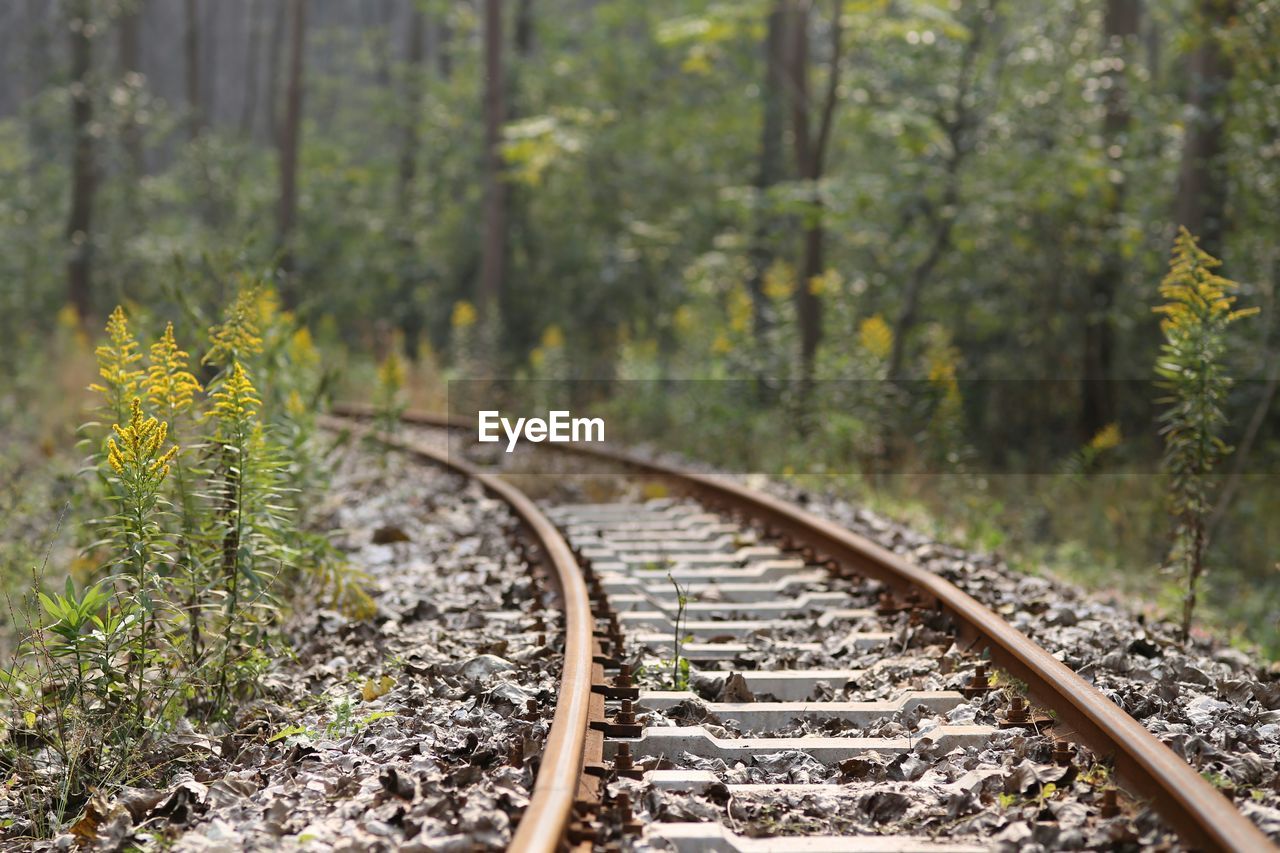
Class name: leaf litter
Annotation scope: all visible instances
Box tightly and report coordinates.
[34,446,562,852]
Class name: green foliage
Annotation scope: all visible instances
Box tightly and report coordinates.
[0,286,358,837]
[667,573,690,690]
[1154,228,1257,639]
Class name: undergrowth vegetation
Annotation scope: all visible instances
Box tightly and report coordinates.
[0,283,365,838]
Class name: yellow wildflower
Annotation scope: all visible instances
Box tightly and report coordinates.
[858,314,894,360]
[90,306,144,400]
[451,301,478,329]
[144,323,202,416]
[210,362,261,425]
[206,284,266,366]
[673,305,696,334]
[289,326,320,368]
[763,260,795,301]
[285,389,307,418]
[377,350,405,395]
[808,269,842,297]
[926,340,962,410]
[1154,227,1259,332]
[107,398,179,481]
[711,333,733,355]
[1089,423,1122,452]
[727,290,752,334]
[541,325,565,350]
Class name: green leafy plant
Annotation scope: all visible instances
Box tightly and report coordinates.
[1154,228,1257,640]
[667,573,690,690]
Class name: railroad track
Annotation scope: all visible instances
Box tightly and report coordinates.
[324,406,1274,852]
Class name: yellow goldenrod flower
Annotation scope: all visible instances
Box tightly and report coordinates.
[206,284,267,366]
[1089,422,1122,452]
[377,349,405,395]
[672,305,696,334]
[541,325,565,350]
[727,290,752,334]
[210,362,261,425]
[808,269,842,297]
[1154,227,1259,332]
[107,398,179,481]
[286,389,307,418]
[451,300,478,329]
[763,260,795,301]
[858,314,894,361]
[144,323,202,416]
[289,326,320,368]
[254,285,281,328]
[926,340,962,411]
[56,304,80,331]
[90,306,144,401]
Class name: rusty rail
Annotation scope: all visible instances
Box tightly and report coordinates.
[318,415,594,852]
[330,405,1274,852]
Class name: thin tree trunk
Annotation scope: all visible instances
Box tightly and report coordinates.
[396,9,426,218]
[478,0,506,318]
[790,0,843,384]
[1174,0,1236,259]
[746,3,791,345]
[265,0,286,145]
[185,0,202,139]
[396,6,427,355]
[515,0,534,55]
[370,0,395,90]
[277,0,307,298]
[786,2,814,380]
[66,0,95,323]
[119,0,144,179]
[201,0,217,124]
[239,0,262,137]
[436,11,453,79]
[1080,0,1141,438]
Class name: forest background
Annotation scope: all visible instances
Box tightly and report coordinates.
[0,0,1276,654]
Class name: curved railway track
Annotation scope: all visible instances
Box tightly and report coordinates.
[325,405,1273,852]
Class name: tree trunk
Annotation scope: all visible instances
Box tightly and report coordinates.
[119,0,144,180]
[201,0,217,124]
[66,0,95,323]
[396,6,426,354]
[239,0,262,137]
[185,0,202,139]
[1080,0,1141,438]
[436,11,453,79]
[1174,0,1235,259]
[478,0,506,319]
[785,1,817,381]
[396,8,426,217]
[515,0,534,55]
[788,0,843,384]
[746,2,791,345]
[265,0,286,145]
[277,0,307,298]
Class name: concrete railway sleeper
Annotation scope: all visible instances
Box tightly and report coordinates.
[327,407,1275,852]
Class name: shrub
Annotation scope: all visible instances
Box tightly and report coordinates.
[1154,228,1257,640]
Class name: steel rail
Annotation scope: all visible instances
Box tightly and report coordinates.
[318,415,593,853]
[331,403,1274,852]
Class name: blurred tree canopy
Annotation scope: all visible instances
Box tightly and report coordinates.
[0,0,1277,648]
